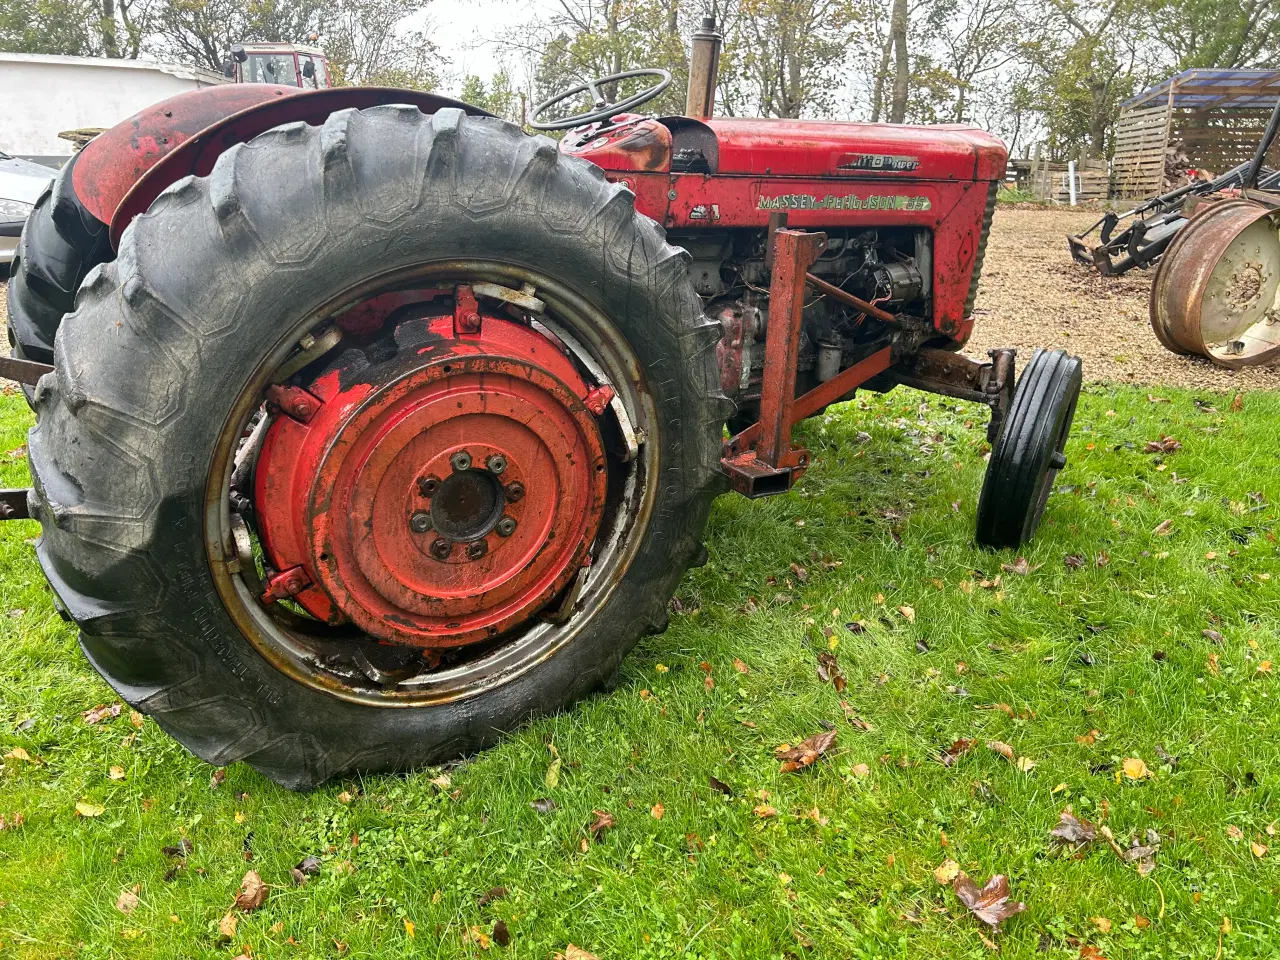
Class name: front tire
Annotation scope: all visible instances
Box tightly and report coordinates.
[28,107,727,788]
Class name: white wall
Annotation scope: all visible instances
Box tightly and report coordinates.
[0,54,228,160]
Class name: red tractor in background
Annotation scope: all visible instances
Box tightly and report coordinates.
[3,19,1080,788]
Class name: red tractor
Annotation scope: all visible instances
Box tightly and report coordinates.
[3,20,1080,788]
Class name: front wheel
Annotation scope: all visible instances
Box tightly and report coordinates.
[28,107,728,788]
[975,348,1082,548]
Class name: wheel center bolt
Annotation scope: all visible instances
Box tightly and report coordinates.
[467,540,488,560]
[486,454,507,475]
[496,516,517,537]
[505,481,525,502]
[450,450,472,472]
[409,510,433,533]
[418,475,441,497]
[430,538,453,560]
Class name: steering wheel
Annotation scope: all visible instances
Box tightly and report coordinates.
[529,68,672,131]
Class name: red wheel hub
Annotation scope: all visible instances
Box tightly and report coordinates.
[254,305,609,648]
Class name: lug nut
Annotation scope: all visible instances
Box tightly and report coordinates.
[467,540,488,560]
[486,454,507,475]
[505,481,525,502]
[409,511,433,533]
[451,451,472,472]
[496,516,517,537]
[430,538,453,560]
[418,475,441,497]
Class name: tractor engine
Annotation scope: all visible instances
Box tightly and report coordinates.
[673,225,928,414]
[559,112,1006,426]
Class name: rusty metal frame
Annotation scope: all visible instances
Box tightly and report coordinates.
[720,228,894,497]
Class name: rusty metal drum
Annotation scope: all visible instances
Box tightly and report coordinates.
[1150,199,1280,368]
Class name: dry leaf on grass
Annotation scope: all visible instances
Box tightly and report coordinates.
[733,658,751,674]
[587,810,614,842]
[776,730,837,773]
[986,740,1015,761]
[83,704,122,724]
[1050,810,1097,845]
[1152,519,1174,537]
[940,738,976,767]
[1122,757,1151,780]
[1143,436,1181,454]
[558,946,600,960]
[952,872,1027,931]
[898,605,916,622]
[74,801,105,818]
[708,775,733,797]
[529,797,556,814]
[754,804,778,818]
[816,652,846,692]
[1001,557,1035,576]
[650,803,664,820]
[233,870,268,911]
[934,859,961,884]
[115,885,140,914]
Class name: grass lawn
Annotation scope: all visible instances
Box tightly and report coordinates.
[1,378,1278,959]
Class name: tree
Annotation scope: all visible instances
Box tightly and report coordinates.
[1144,0,1280,70]
[923,0,1020,122]
[458,69,523,123]
[151,0,329,70]
[323,0,439,89]
[888,0,908,120]
[0,0,148,57]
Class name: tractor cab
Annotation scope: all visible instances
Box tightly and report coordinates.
[224,42,332,89]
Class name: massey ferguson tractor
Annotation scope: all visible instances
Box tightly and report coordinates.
[3,20,1081,788]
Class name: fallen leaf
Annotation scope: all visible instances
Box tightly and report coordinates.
[561,946,600,960]
[851,762,871,777]
[733,657,750,674]
[129,711,144,728]
[986,741,1015,761]
[1208,653,1221,675]
[492,920,511,947]
[218,911,238,941]
[108,765,126,781]
[1001,556,1031,576]
[940,738,975,767]
[1252,841,1268,858]
[4,747,32,762]
[753,804,778,818]
[116,885,140,914]
[1122,757,1151,780]
[83,704,122,725]
[934,859,961,884]
[654,663,668,673]
[1227,825,1244,841]
[162,839,193,859]
[1050,810,1097,845]
[210,769,227,790]
[478,886,507,908]
[403,918,415,938]
[1016,756,1037,772]
[465,926,492,950]
[233,870,268,911]
[1134,914,1150,930]
[708,775,732,797]
[295,854,321,875]
[75,801,105,818]
[952,872,1027,930]
[1092,916,1112,933]
[898,605,915,622]
[775,730,837,773]
[1064,554,1085,570]
[529,797,556,814]
[1152,519,1174,537]
[816,652,846,692]
[544,756,562,789]
[1143,436,1181,454]
[650,803,664,820]
[587,810,614,841]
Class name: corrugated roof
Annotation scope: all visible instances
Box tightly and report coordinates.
[1123,68,1280,110]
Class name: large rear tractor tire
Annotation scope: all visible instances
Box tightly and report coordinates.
[6,153,113,368]
[28,107,728,788]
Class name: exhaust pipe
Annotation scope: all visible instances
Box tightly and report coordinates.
[685,16,722,120]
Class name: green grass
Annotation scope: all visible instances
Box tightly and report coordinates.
[1,379,1279,959]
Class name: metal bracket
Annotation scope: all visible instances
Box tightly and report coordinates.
[0,356,54,386]
[887,346,1016,442]
[720,228,895,498]
[0,489,32,521]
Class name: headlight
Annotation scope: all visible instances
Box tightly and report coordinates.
[0,198,34,221]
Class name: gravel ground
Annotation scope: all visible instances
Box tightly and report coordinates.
[965,206,1280,390]
[2,206,1277,390]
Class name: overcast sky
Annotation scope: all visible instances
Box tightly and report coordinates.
[427,0,540,90]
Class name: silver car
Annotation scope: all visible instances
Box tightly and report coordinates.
[0,152,55,275]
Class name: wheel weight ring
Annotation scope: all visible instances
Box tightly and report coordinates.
[255,314,609,648]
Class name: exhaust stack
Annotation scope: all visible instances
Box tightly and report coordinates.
[685,17,722,120]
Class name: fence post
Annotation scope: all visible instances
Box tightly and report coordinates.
[1068,159,1078,205]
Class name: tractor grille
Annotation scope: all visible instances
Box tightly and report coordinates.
[963,180,999,318]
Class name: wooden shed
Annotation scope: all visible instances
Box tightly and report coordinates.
[1112,68,1280,200]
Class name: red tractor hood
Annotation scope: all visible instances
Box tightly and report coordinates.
[562,115,1008,182]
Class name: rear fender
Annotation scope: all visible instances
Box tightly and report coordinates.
[72,85,490,248]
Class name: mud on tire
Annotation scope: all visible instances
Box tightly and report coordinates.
[28,107,728,788]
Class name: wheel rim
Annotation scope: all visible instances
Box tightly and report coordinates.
[204,262,656,705]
